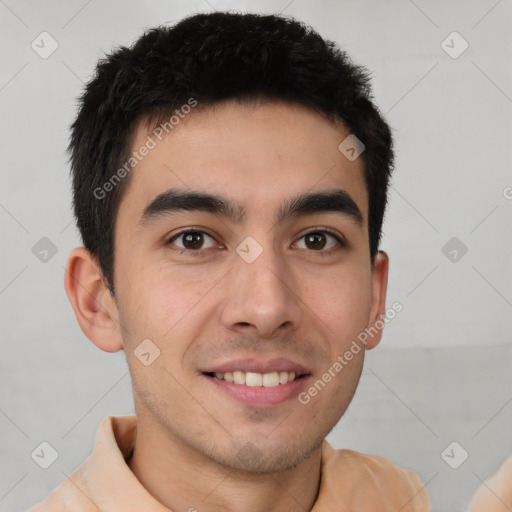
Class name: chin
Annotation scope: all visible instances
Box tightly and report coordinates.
[210,434,324,474]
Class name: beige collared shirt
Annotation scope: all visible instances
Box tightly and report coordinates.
[27,415,431,512]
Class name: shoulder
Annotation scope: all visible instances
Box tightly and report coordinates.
[24,463,99,512]
[24,415,139,512]
[25,490,66,512]
[314,442,431,512]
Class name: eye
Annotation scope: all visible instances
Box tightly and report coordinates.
[294,230,344,254]
[166,229,219,254]
[165,228,345,256]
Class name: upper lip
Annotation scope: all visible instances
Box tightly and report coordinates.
[201,357,311,376]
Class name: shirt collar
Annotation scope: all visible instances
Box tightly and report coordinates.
[80,415,428,511]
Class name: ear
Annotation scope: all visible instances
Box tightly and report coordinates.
[63,246,124,353]
[365,250,389,350]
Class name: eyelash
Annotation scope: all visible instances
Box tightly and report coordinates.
[165,228,345,257]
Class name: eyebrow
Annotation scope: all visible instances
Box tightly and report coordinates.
[138,187,364,228]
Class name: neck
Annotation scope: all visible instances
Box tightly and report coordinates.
[127,413,323,512]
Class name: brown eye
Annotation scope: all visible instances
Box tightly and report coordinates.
[182,231,204,250]
[167,230,217,252]
[304,232,327,250]
[295,230,343,253]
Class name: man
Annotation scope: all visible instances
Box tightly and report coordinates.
[28,11,431,511]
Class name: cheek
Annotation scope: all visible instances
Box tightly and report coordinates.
[122,265,218,365]
[148,269,220,330]
[301,265,372,335]
[126,262,207,325]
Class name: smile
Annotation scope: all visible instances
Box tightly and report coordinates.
[205,370,300,387]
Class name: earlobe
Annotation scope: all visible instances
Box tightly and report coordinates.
[63,247,124,353]
[365,250,389,350]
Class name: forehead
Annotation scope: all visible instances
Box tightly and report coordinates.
[117,100,368,229]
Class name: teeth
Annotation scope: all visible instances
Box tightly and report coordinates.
[279,371,290,384]
[233,371,245,385]
[263,371,279,387]
[246,372,263,386]
[212,370,298,387]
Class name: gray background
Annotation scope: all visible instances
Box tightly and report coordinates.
[1,0,511,511]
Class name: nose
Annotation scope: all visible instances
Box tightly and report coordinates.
[219,241,302,339]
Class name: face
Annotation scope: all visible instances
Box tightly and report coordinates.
[110,100,385,473]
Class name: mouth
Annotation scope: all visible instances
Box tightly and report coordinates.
[203,371,311,406]
[203,370,306,387]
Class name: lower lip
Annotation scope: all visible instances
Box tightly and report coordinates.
[203,374,311,406]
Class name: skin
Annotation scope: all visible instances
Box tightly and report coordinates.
[64,99,389,512]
